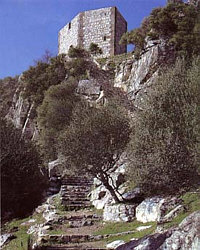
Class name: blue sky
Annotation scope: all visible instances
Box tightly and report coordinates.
[0,0,166,79]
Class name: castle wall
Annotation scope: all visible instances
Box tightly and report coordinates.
[58,14,80,54]
[115,8,127,54]
[82,7,113,57]
[58,7,127,57]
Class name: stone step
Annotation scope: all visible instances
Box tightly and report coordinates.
[61,186,92,191]
[61,184,91,189]
[61,190,91,195]
[61,179,93,184]
[61,204,92,210]
[61,197,90,202]
[45,246,107,250]
[62,201,91,206]
[61,193,88,199]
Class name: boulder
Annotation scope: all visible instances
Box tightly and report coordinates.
[77,79,100,100]
[159,204,185,223]
[136,196,182,223]
[0,234,15,247]
[122,187,143,203]
[161,211,200,250]
[103,204,136,222]
[136,225,152,231]
[107,240,125,249]
[116,231,171,250]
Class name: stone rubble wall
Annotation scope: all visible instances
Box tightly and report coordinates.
[58,7,127,57]
[82,7,112,57]
[58,14,80,55]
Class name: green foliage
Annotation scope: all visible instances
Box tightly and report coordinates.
[163,189,200,229]
[121,2,200,59]
[149,2,200,57]
[120,17,150,59]
[37,77,80,160]
[89,43,103,55]
[68,45,86,58]
[22,54,67,107]
[65,57,88,79]
[1,118,47,220]
[0,76,19,117]
[127,57,200,196]
[59,101,131,202]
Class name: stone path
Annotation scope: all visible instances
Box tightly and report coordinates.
[60,176,93,210]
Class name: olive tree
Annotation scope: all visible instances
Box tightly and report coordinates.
[59,102,131,202]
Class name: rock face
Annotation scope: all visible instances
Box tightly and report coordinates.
[161,211,200,250]
[0,234,15,247]
[136,196,182,223]
[6,83,38,140]
[117,211,200,250]
[114,39,174,103]
[103,204,136,222]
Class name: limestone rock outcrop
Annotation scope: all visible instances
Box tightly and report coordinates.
[117,211,200,250]
[136,196,182,223]
[114,39,174,104]
[103,204,136,222]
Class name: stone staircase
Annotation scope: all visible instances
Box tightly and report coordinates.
[60,176,93,210]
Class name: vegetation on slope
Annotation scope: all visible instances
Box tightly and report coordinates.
[120,2,200,59]
[127,57,200,196]
[1,118,47,221]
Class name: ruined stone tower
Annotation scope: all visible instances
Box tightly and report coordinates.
[58,7,127,57]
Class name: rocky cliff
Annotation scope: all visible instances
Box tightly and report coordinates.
[6,37,171,140]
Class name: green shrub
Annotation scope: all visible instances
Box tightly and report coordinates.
[37,77,80,160]
[126,57,200,196]
[1,118,47,220]
[89,43,103,55]
[68,45,86,58]
[22,54,67,107]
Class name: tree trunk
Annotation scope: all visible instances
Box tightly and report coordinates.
[99,172,120,203]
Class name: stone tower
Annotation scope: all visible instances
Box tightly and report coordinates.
[58,7,127,57]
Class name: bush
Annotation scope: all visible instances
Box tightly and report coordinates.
[23,54,67,107]
[37,77,80,160]
[1,118,47,220]
[68,46,86,58]
[127,57,200,196]
[120,2,200,59]
[59,101,131,202]
[65,58,88,79]
[0,76,19,117]
[89,43,103,55]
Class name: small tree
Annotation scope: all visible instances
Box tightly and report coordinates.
[59,101,131,202]
[68,45,86,58]
[37,77,80,160]
[1,118,47,220]
[89,43,103,55]
[127,57,200,196]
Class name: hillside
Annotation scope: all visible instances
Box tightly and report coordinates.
[1,1,200,249]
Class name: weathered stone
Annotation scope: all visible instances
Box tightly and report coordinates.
[103,204,136,222]
[161,211,200,250]
[0,234,15,247]
[122,187,143,203]
[136,196,182,223]
[116,231,171,250]
[107,240,125,249]
[59,7,127,57]
[136,225,152,231]
[159,204,185,223]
